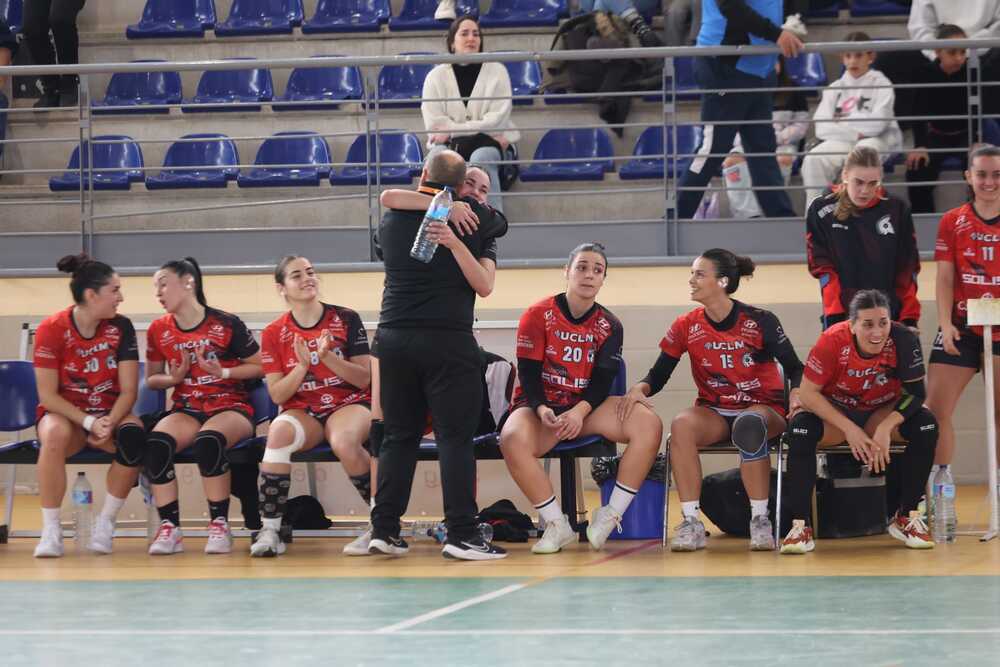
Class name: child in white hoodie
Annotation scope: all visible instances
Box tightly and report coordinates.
[801,32,903,205]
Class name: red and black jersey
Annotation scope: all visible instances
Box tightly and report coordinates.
[512,293,623,410]
[804,320,924,412]
[32,306,139,420]
[806,188,921,326]
[261,303,371,415]
[659,302,795,415]
[935,202,1000,339]
[146,307,259,416]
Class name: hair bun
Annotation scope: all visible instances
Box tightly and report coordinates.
[735,255,756,277]
[56,253,90,275]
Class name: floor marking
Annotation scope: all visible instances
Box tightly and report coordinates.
[373,582,529,634]
[584,539,660,567]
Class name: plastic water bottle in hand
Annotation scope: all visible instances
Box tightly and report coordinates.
[72,472,93,553]
[410,188,453,263]
[932,465,957,544]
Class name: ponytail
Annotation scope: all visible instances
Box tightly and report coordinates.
[700,248,755,295]
[56,253,115,304]
[160,256,208,307]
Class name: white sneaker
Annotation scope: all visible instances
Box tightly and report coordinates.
[670,516,707,552]
[434,0,456,20]
[749,515,776,551]
[343,526,373,556]
[148,520,184,555]
[89,515,115,555]
[532,514,576,554]
[33,525,64,558]
[250,526,286,557]
[586,505,623,551]
[204,517,233,554]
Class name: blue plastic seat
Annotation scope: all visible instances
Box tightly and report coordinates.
[126,0,212,39]
[182,59,274,112]
[849,0,909,17]
[519,128,615,182]
[238,132,332,187]
[784,52,827,95]
[302,0,390,33]
[620,126,703,180]
[275,58,364,111]
[92,61,183,115]
[330,131,423,185]
[502,58,542,106]
[1,0,22,34]
[480,0,560,28]
[807,0,844,18]
[146,134,240,190]
[49,136,145,192]
[215,0,303,36]
[388,0,478,31]
[376,53,433,107]
[0,361,38,450]
[639,56,698,103]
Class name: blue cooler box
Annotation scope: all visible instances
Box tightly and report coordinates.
[598,478,666,539]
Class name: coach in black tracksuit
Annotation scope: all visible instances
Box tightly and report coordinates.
[370,149,508,560]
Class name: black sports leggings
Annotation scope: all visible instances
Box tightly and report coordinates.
[23,0,86,93]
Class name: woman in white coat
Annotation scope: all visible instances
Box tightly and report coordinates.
[421,15,519,213]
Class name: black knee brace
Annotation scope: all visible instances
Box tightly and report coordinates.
[785,411,825,523]
[786,411,823,456]
[113,422,146,468]
[897,407,938,514]
[366,419,384,457]
[194,430,230,478]
[145,432,177,485]
[898,407,939,451]
[732,411,769,462]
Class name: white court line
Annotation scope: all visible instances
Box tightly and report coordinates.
[1,628,999,638]
[373,582,529,634]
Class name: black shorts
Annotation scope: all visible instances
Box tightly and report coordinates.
[305,401,372,427]
[929,325,1000,371]
[165,406,254,430]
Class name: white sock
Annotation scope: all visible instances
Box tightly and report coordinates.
[749,498,769,519]
[608,481,638,516]
[681,501,700,520]
[100,494,127,521]
[262,517,281,532]
[370,496,376,509]
[41,507,61,531]
[534,495,563,524]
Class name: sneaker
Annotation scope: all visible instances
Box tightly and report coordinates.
[586,505,623,551]
[749,515,776,551]
[670,516,707,552]
[204,517,233,554]
[250,526,286,557]
[33,525,64,558]
[148,520,184,555]
[369,532,409,556]
[343,526,373,556]
[33,91,61,110]
[89,515,115,555]
[442,536,507,561]
[888,511,934,550]
[779,519,815,555]
[532,514,576,554]
[434,0,456,20]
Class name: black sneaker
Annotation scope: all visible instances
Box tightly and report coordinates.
[368,532,409,556]
[442,536,508,561]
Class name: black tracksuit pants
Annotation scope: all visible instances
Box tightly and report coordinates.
[23,0,86,94]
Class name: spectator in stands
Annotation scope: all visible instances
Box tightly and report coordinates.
[926,145,1000,518]
[781,289,936,554]
[806,146,921,330]
[32,254,145,558]
[143,257,264,556]
[906,24,975,213]
[251,256,373,558]
[801,32,902,206]
[23,0,87,109]
[422,16,518,213]
[501,243,662,554]
[0,18,17,171]
[579,0,663,47]
[676,0,805,220]
[621,248,803,552]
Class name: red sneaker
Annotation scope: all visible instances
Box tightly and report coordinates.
[779,519,815,555]
[889,511,934,549]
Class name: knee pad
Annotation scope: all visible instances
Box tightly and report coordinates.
[898,407,939,450]
[366,419,384,457]
[262,414,305,465]
[786,411,823,454]
[732,411,769,463]
[114,422,145,468]
[145,432,177,485]
[194,430,230,478]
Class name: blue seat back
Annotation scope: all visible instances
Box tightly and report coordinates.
[249,382,278,424]
[635,125,701,158]
[195,60,274,101]
[135,0,200,25]
[534,128,614,168]
[135,361,166,416]
[313,0,391,22]
[162,133,240,178]
[784,52,827,92]
[395,0,477,19]
[1,0,22,32]
[502,58,541,103]
[483,0,560,19]
[344,131,423,172]
[285,58,364,101]
[850,0,909,17]
[226,0,304,24]
[195,0,217,26]
[101,60,183,106]
[254,131,332,169]
[377,52,434,103]
[0,360,38,431]
[63,135,145,181]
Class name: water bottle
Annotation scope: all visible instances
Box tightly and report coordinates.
[71,472,93,553]
[409,520,492,543]
[932,465,957,544]
[410,188,453,263]
[139,473,158,543]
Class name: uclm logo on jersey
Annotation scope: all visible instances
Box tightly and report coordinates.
[555,331,595,343]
